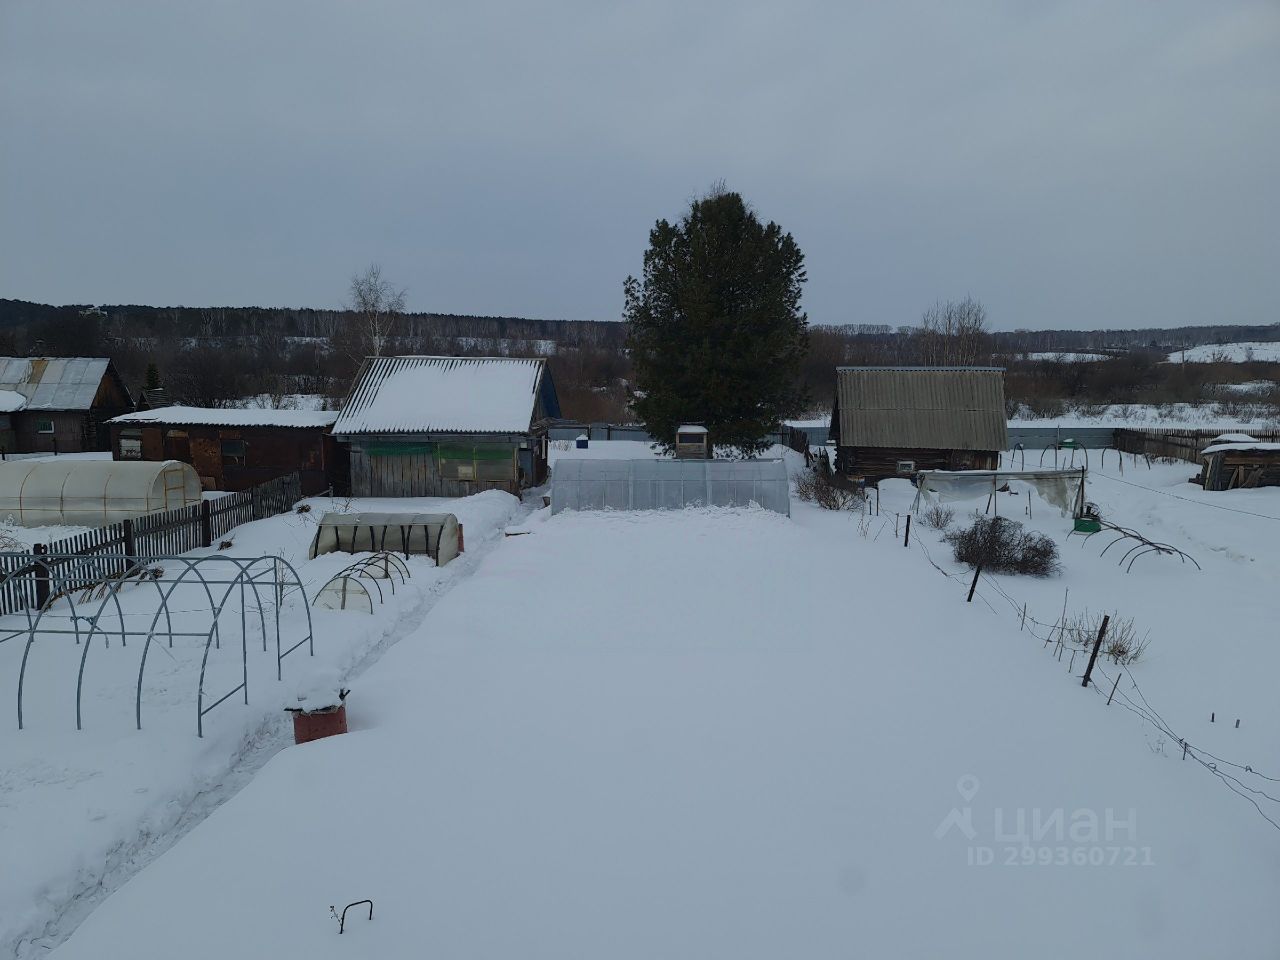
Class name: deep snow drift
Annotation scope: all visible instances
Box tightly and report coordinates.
[0,490,524,958]
[40,494,1280,959]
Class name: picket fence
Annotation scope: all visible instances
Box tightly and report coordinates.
[0,472,303,616]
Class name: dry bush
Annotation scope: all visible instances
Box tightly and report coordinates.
[944,515,1060,576]
[920,503,955,530]
[795,467,864,511]
[1062,611,1150,665]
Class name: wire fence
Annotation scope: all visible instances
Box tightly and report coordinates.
[0,472,303,617]
[898,521,1280,836]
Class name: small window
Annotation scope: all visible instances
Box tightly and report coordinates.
[36,419,55,434]
[119,429,142,460]
[677,433,705,446]
[896,460,916,474]
[220,439,246,466]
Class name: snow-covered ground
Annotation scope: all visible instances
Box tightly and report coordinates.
[1022,351,1114,362]
[0,490,525,958]
[1166,341,1280,363]
[31,457,1280,958]
[1011,401,1280,430]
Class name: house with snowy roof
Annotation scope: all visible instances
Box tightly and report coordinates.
[108,405,345,495]
[332,356,561,497]
[0,357,133,454]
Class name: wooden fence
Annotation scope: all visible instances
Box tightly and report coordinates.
[1113,429,1280,464]
[0,472,303,616]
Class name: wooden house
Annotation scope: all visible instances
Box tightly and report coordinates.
[1198,439,1280,491]
[108,406,345,495]
[0,357,133,454]
[333,356,561,497]
[830,366,1008,481]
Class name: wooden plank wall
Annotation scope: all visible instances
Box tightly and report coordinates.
[351,446,518,498]
[1114,429,1280,464]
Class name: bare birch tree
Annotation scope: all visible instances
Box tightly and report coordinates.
[915,296,991,366]
[346,264,406,358]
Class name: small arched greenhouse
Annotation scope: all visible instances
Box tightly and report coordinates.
[0,459,201,527]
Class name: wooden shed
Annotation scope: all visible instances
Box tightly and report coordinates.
[0,357,133,454]
[1198,440,1280,491]
[333,356,561,498]
[107,405,345,495]
[830,366,1008,481]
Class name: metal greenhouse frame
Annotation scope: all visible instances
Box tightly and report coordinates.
[4,553,313,737]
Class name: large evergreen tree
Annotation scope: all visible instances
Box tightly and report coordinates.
[624,189,809,456]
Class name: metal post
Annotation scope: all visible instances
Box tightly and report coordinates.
[966,563,983,602]
[1081,614,1110,688]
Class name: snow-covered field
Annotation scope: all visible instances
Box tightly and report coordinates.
[1167,341,1280,363]
[24,453,1280,958]
[1022,351,1114,362]
[1011,401,1280,430]
[0,490,525,957]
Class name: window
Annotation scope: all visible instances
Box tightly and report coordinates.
[36,419,54,434]
[896,460,916,474]
[677,433,705,446]
[119,429,142,460]
[437,444,516,482]
[220,439,246,466]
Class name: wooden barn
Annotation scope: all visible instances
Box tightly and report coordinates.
[1197,438,1280,491]
[107,406,345,495]
[830,366,1008,481]
[0,357,133,455]
[333,356,561,498]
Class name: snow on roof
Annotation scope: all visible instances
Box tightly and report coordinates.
[0,389,27,412]
[109,405,338,428]
[1201,441,1280,455]
[677,425,709,434]
[334,356,547,435]
[1210,433,1257,443]
[0,357,111,411]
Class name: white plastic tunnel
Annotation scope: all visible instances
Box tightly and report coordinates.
[0,459,202,526]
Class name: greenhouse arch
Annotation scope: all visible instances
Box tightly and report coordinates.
[0,459,201,526]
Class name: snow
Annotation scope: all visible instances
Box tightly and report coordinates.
[1023,351,1113,362]
[0,489,525,958]
[333,356,545,435]
[110,405,338,428]
[28,461,1280,958]
[1010,402,1280,430]
[0,388,27,412]
[1201,441,1280,454]
[1167,341,1280,363]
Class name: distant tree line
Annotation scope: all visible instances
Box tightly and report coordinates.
[1,293,1275,422]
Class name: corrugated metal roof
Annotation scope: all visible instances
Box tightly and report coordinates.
[333,356,547,435]
[0,357,110,411]
[835,367,1008,451]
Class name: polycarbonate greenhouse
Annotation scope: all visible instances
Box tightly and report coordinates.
[308,512,462,565]
[0,458,201,526]
[550,458,791,516]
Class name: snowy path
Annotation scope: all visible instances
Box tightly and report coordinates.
[1,491,528,958]
[44,503,1280,959]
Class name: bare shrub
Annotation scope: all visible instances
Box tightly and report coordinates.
[1062,610,1149,665]
[921,503,955,530]
[795,467,863,511]
[944,516,1060,576]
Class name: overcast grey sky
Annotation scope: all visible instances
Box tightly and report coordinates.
[2,2,1277,331]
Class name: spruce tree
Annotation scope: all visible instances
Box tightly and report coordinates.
[624,189,808,456]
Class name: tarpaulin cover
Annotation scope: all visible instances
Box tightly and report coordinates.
[551,458,790,516]
[917,468,1083,515]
